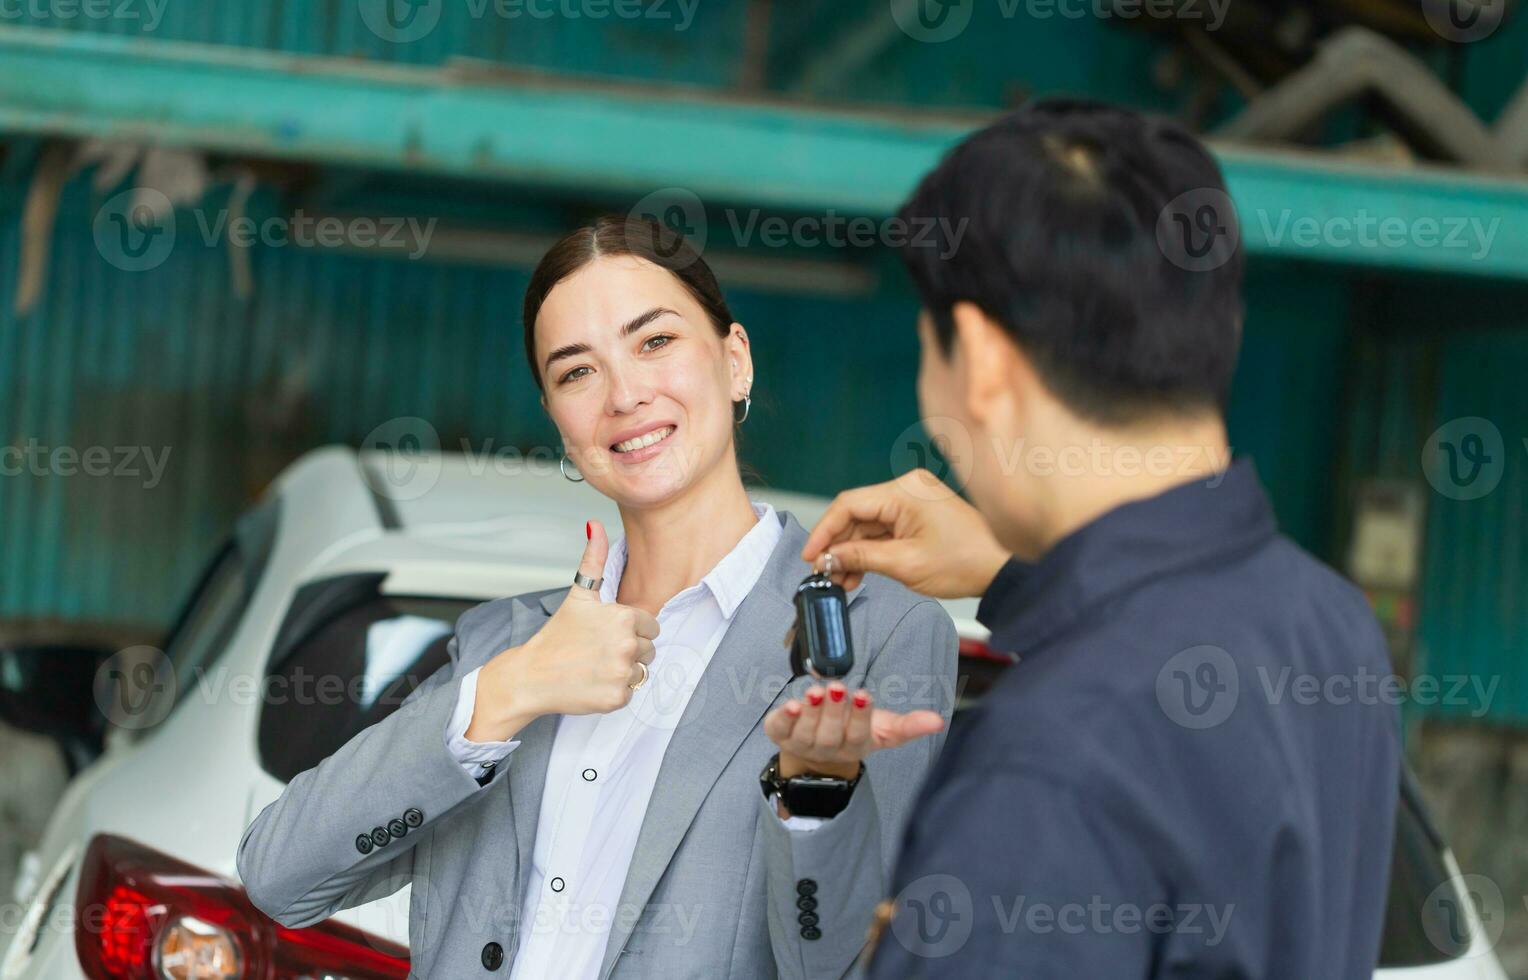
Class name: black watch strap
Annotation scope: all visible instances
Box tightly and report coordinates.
[760,754,863,819]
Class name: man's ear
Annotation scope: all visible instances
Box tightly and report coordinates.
[950,301,1025,431]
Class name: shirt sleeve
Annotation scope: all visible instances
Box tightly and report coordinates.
[445,666,521,776]
[770,792,828,832]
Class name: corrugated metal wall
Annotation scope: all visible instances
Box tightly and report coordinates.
[2,160,1358,632]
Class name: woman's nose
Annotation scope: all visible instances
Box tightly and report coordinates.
[603,366,654,415]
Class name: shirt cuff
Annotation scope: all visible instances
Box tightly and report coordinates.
[770,792,828,832]
[446,666,521,777]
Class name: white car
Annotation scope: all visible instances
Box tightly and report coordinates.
[0,447,1506,980]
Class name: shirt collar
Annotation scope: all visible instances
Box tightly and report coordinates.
[598,501,782,619]
[978,458,1277,655]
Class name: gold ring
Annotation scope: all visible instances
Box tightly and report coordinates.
[629,661,649,691]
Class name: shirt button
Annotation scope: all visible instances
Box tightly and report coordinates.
[582,768,597,781]
[550,876,565,892]
[796,879,817,896]
[481,941,504,970]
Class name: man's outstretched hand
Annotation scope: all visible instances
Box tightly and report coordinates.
[801,469,1009,599]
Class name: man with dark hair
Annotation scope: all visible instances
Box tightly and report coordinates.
[803,99,1399,977]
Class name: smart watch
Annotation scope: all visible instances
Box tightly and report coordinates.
[759,753,863,818]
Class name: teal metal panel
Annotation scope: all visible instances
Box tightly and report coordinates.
[1416,329,1528,725]
[5,27,1528,281]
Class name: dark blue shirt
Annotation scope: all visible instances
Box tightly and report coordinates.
[867,460,1400,979]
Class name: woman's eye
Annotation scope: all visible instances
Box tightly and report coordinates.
[641,334,674,352]
[559,366,591,384]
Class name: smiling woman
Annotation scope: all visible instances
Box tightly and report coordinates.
[235,214,959,980]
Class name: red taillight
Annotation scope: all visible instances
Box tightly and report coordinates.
[958,636,1017,664]
[74,834,409,980]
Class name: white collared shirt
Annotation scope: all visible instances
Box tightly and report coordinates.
[444,501,821,979]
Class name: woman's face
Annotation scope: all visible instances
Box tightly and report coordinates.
[534,254,751,509]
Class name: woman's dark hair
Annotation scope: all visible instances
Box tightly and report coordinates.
[897,97,1246,425]
[522,215,735,391]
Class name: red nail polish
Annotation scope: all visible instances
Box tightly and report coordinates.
[829,687,845,703]
[853,692,869,708]
[806,690,824,706]
[586,521,591,540]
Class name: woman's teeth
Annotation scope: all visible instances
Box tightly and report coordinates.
[613,426,675,454]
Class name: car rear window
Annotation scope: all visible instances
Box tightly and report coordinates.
[257,575,477,782]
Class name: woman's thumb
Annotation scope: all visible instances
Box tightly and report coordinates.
[575,519,609,593]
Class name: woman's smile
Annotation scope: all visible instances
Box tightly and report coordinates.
[609,422,677,463]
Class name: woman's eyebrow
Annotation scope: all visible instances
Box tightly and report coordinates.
[544,307,681,372]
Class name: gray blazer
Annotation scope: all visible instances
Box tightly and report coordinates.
[238,510,957,980]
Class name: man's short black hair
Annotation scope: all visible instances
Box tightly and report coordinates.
[897,97,1245,425]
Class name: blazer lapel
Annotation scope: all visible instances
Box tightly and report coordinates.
[597,511,868,979]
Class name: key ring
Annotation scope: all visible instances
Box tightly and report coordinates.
[816,552,837,579]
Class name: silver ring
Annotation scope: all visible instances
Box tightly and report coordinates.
[573,571,602,591]
[819,552,836,578]
[629,661,649,691]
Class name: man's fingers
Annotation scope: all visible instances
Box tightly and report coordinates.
[574,519,609,594]
[800,482,904,563]
[824,536,916,583]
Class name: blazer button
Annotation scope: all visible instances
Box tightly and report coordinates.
[355,834,374,855]
[403,808,425,828]
[796,879,817,896]
[370,827,390,848]
[796,896,817,912]
[387,818,408,839]
[801,926,822,941]
[798,912,819,928]
[481,941,504,971]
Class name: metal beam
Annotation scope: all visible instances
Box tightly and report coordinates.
[2,26,1527,280]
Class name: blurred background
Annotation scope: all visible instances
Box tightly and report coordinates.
[1,0,1526,977]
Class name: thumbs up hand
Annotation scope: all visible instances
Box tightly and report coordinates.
[467,520,661,742]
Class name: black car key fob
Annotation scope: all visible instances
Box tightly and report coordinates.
[788,556,854,680]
